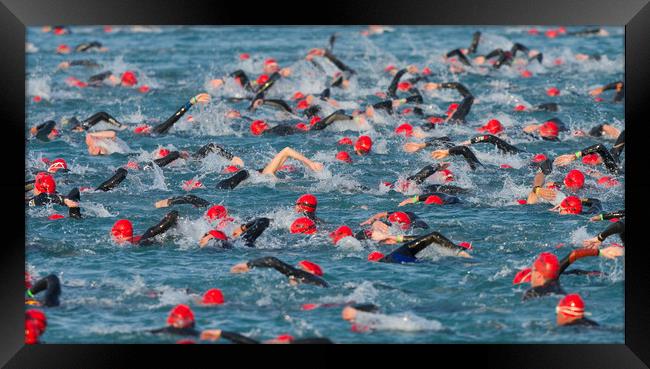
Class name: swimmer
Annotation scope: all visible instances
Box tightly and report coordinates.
[556,294,599,327]
[231,257,329,287]
[57,59,101,70]
[74,41,108,52]
[25,274,61,307]
[29,121,59,141]
[583,219,625,248]
[95,168,128,192]
[199,217,270,248]
[295,194,325,223]
[155,194,210,209]
[589,81,624,102]
[554,143,623,174]
[26,173,81,217]
[366,230,472,262]
[110,211,179,245]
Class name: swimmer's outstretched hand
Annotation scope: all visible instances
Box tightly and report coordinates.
[230,262,250,273]
[457,250,471,258]
[190,93,211,105]
[200,329,222,341]
[154,199,169,208]
[523,124,540,134]
[589,87,604,96]
[553,154,576,167]
[599,245,624,259]
[403,142,426,153]
[308,162,324,172]
[360,212,388,226]
[398,197,417,207]
[536,187,557,202]
[431,149,450,160]
[582,237,602,249]
[63,199,79,208]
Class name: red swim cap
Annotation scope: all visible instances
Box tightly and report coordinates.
[250,120,269,135]
[290,217,317,234]
[33,96,42,103]
[177,339,196,344]
[533,252,560,280]
[422,67,432,75]
[512,267,532,284]
[257,74,270,85]
[48,214,65,220]
[330,225,353,244]
[424,195,444,205]
[397,82,412,91]
[384,65,396,73]
[138,85,150,93]
[121,71,138,87]
[546,87,560,96]
[395,123,413,137]
[521,70,533,78]
[296,194,317,213]
[528,28,539,35]
[48,158,68,173]
[294,123,308,131]
[292,91,305,100]
[368,251,385,262]
[296,99,310,110]
[560,196,583,214]
[167,304,195,328]
[597,176,619,188]
[202,288,225,305]
[111,219,134,242]
[556,294,585,318]
[458,241,472,250]
[298,260,323,276]
[532,153,548,163]
[208,230,228,241]
[35,172,56,194]
[388,211,411,230]
[354,136,372,154]
[514,104,527,111]
[223,165,240,173]
[239,53,250,60]
[478,119,504,135]
[336,151,353,163]
[539,121,559,138]
[26,309,47,334]
[274,334,294,343]
[205,205,228,221]
[134,125,152,134]
[545,29,558,38]
[310,116,321,126]
[440,169,454,182]
[264,58,277,66]
[25,320,40,344]
[338,137,353,145]
[563,170,585,190]
[157,148,170,158]
[447,103,460,114]
[56,44,70,54]
[581,153,601,165]
[428,116,444,124]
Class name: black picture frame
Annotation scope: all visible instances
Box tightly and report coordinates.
[2,0,649,367]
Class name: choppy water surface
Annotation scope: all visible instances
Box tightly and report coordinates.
[26,26,624,343]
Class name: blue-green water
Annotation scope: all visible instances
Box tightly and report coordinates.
[26,26,624,343]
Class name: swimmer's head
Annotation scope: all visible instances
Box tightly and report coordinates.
[424,195,444,205]
[532,252,560,285]
[563,170,585,190]
[167,304,195,329]
[531,154,548,163]
[478,119,504,135]
[335,151,352,163]
[25,320,40,344]
[120,71,138,87]
[388,211,411,230]
[47,158,68,173]
[330,225,353,245]
[201,288,225,305]
[298,260,323,276]
[539,121,559,139]
[256,74,270,86]
[295,194,317,213]
[111,219,133,244]
[367,251,385,262]
[559,196,582,215]
[581,153,602,166]
[35,172,56,194]
[446,103,459,117]
[290,217,317,235]
[263,58,279,74]
[250,120,269,136]
[208,230,228,241]
[205,205,228,222]
[25,309,47,335]
[395,123,413,137]
[556,294,585,325]
[354,136,372,155]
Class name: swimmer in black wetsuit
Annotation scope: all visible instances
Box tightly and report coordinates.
[230,256,329,287]
[556,294,599,327]
[199,217,271,248]
[553,142,623,174]
[422,82,474,124]
[111,211,179,245]
[74,41,107,53]
[583,218,625,248]
[26,173,81,218]
[397,192,460,207]
[154,194,210,209]
[28,120,59,141]
[25,274,61,307]
[95,168,128,192]
[57,59,101,70]
[368,231,472,263]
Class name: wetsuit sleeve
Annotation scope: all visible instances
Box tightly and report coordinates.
[96,168,128,192]
[139,211,178,243]
[510,43,530,57]
[220,331,260,344]
[168,195,210,208]
[599,209,625,220]
[469,135,523,154]
[81,111,123,130]
[27,193,66,207]
[387,69,407,99]
[601,81,624,92]
[87,71,113,85]
[67,187,82,219]
[407,164,442,184]
[405,91,424,104]
[484,48,503,60]
[350,303,380,313]
[578,144,620,174]
[559,248,600,274]
[216,170,250,190]
[323,49,355,74]
[535,103,558,112]
[448,146,482,170]
[386,231,464,262]
[597,220,624,242]
[610,130,625,160]
[423,136,454,149]
[468,31,481,54]
[581,198,603,214]
[34,121,56,141]
[229,70,252,91]
[193,143,234,160]
[439,82,472,98]
[148,326,200,337]
[240,217,271,246]
[445,49,472,66]
[70,59,100,67]
[372,100,393,114]
[311,110,352,131]
[152,100,194,135]
[529,52,543,63]
[256,72,281,95]
[153,151,181,168]
[449,96,474,123]
[28,274,61,307]
[263,99,293,113]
